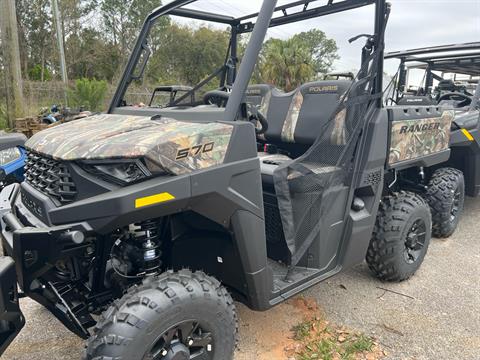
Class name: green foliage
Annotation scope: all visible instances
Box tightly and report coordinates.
[343,334,374,355]
[16,0,54,79]
[68,78,108,111]
[291,318,376,360]
[13,1,340,108]
[28,64,52,81]
[257,29,339,91]
[292,320,314,341]
[145,24,230,86]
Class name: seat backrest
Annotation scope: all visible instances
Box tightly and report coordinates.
[261,88,296,142]
[264,80,352,146]
[437,79,455,92]
[246,84,275,116]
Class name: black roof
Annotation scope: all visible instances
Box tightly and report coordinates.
[155,0,377,33]
[407,58,480,77]
[385,42,480,76]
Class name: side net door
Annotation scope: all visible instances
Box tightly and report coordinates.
[273,46,384,269]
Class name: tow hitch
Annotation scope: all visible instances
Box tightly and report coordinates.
[0,256,25,356]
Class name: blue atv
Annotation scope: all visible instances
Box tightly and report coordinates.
[0,132,27,190]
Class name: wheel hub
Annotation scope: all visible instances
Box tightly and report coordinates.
[404,219,427,264]
[405,232,418,247]
[164,342,190,360]
[144,320,213,360]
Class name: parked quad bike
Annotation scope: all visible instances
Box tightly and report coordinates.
[40,104,93,125]
[0,132,26,192]
[0,1,467,359]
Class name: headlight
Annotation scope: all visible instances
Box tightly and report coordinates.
[0,147,22,166]
[82,160,152,185]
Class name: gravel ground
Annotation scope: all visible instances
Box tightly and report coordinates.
[2,198,479,360]
[305,196,480,360]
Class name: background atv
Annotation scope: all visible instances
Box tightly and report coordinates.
[0,1,463,359]
[0,132,26,191]
[385,43,480,236]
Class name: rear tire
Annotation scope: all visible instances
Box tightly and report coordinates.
[425,168,465,238]
[84,269,237,360]
[366,191,432,282]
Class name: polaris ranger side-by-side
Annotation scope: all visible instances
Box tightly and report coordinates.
[385,43,480,236]
[0,1,462,359]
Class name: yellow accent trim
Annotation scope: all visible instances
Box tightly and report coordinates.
[135,192,175,208]
[461,128,475,141]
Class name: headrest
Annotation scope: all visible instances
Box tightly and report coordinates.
[246,84,275,97]
[397,96,436,106]
[299,80,352,96]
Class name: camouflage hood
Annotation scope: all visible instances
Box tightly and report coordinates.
[26,114,233,175]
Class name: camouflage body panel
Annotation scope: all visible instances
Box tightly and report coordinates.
[26,114,233,175]
[389,110,454,164]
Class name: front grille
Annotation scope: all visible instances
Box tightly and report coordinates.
[24,151,77,205]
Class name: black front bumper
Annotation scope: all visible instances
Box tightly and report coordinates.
[0,184,89,292]
[0,256,24,356]
[0,183,95,341]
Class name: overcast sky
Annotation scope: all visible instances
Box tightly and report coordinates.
[167,0,480,78]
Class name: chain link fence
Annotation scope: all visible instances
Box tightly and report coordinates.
[7,80,154,117]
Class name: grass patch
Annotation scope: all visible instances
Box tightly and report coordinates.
[288,318,379,360]
[292,320,314,341]
[344,334,374,354]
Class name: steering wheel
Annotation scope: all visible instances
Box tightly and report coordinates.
[437,92,472,108]
[203,90,268,134]
[246,103,268,135]
[203,90,230,107]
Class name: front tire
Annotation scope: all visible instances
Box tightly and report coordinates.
[84,270,237,360]
[366,192,432,282]
[425,168,465,238]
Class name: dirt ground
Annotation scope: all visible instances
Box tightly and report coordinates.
[2,198,479,360]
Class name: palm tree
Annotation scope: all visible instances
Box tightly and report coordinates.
[257,30,339,91]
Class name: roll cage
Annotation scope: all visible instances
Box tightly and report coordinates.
[385,42,480,106]
[108,0,389,115]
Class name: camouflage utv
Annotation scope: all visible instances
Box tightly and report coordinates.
[0,1,464,359]
[386,43,480,237]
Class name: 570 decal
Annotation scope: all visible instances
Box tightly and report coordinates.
[175,142,215,160]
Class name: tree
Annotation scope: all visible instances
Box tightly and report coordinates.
[58,0,97,79]
[294,29,338,75]
[16,0,54,81]
[8,1,341,113]
[99,0,168,81]
[68,78,108,111]
[144,23,230,86]
[258,29,339,91]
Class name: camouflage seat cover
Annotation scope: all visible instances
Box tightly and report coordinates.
[257,80,352,185]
